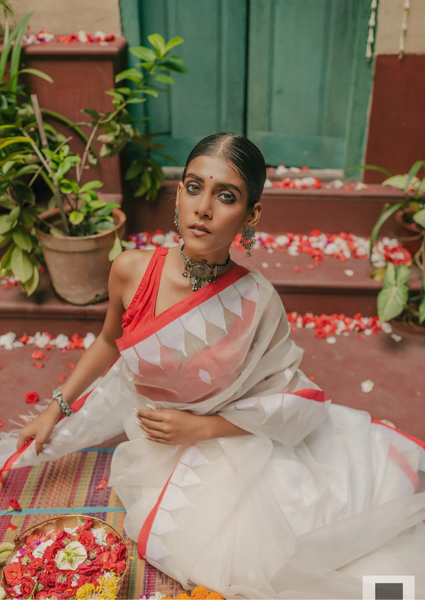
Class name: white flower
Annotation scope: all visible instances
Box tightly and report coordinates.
[275,164,288,177]
[261,263,268,268]
[54,334,69,349]
[263,178,273,188]
[344,270,354,277]
[152,233,165,245]
[83,332,96,349]
[381,322,392,334]
[54,540,87,570]
[326,337,337,344]
[361,379,374,393]
[91,526,108,545]
[0,585,6,600]
[33,538,54,558]
[391,334,402,343]
[33,332,52,348]
[275,235,289,246]
[0,332,16,350]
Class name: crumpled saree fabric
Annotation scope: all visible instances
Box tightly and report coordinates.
[2,265,425,599]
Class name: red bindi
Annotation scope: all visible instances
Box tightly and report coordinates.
[210,176,213,179]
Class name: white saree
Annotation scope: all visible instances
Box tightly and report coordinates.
[2,264,425,599]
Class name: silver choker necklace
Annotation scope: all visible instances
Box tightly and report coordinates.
[180,244,231,291]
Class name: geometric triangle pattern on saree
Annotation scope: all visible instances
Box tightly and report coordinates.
[125,274,260,373]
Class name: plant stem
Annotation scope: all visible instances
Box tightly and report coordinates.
[20,126,70,235]
[27,136,73,188]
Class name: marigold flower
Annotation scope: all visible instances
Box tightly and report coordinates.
[176,594,190,599]
[207,593,224,599]
[191,587,210,599]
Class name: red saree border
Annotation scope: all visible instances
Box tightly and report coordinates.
[291,389,330,402]
[388,443,419,492]
[116,264,250,352]
[371,419,425,451]
[0,356,120,484]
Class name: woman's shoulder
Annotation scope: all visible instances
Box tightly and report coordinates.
[110,248,156,285]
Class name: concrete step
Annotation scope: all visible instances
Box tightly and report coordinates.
[1,244,421,334]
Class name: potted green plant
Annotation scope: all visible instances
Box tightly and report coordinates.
[0,18,187,303]
[356,161,425,328]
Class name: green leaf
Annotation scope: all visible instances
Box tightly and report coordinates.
[95,220,115,232]
[81,108,101,121]
[125,161,145,180]
[0,196,15,209]
[79,180,103,194]
[69,211,84,225]
[419,296,425,324]
[147,33,165,54]
[134,170,152,197]
[153,74,175,85]
[158,59,188,73]
[0,232,12,247]
[377,285,408,322]
[115,68,143,83]
[115,87,132,94]
[404,161,425,193]
[129,46,157,62]
[108,232,123,261]
[22,265,39,296]
[11,246,33,283]
[382,262,396,287]
[1,243,15,270]
[16,68,53,83]
[0,137,33,150]
[12,227,33,251]
[164,37,184,54]
[381,175,419,191]
[346,164,393,177]
[20,211,35,228]
[395,264,410,287]
[412,209,425,228]
[50,228,66,238]
[127,97,147,103]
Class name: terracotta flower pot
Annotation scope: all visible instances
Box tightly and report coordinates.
[394,209,424,257]
[36,208,126,305]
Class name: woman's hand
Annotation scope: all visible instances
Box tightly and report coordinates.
[17,404,62,455]
[135,407,209,445]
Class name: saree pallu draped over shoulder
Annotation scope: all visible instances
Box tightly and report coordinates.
[2,264,425,599]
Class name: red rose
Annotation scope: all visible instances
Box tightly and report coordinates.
[76,517,93,534]
[38,572,57,588]
[21,577,36,597]
[78,560,102,575]
[79,530,95,551]
[8,498,22,511]
[29,558,43,570]
[114,559,126,574]
[106,533,120,545]
[25,391,39,404]
[44,560,57,575]
[43,541,62,562]
[4,562,23,585]
[114,543,127,561]
[77,575,90,587]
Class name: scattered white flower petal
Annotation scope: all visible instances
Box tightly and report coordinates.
[344,270,354,277]
[326,337,337,344]
[276,262,281,267]
[267,248,273,254]
[54,334,69,349]
[381,322,393,334]
[380,419,396,428]
[261,262,269,268]
[33,539,54,559]
[391,334,402,343]
[83,332,96,349]
[263,178,273,188]
[361,379,374,393]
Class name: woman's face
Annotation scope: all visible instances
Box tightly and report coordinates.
[176,154,261,261]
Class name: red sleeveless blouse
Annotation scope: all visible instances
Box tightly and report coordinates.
[121,246,169,333]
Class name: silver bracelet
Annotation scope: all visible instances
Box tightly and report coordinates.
[52,387,73,417]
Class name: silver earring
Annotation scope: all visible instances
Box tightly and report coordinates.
[240,226,256,257]
[174,207,182,239]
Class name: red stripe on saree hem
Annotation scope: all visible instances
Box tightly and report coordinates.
[116,265,250,352]
[371,419,425,451]
[290,389,330,402]
[137,462,179,561]
[0,356,120,483]
[388,443,419,491]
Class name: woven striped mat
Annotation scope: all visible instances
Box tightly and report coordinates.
[0,449,186,599]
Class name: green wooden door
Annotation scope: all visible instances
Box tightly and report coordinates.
[247,0,374,170]
[120,0,248,166]
[120,0,374,171]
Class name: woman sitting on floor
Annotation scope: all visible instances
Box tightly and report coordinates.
[3,133,425,599]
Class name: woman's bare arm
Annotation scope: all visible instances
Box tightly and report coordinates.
[17,250,148,450]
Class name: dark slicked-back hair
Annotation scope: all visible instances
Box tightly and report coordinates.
[182,133,266,210]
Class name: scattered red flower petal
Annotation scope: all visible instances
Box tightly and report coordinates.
[31,350,44,360]
[8,499,22,512]
[60,349,67,354]
[294,267,302,273]
[68,363,75,370]
[25,391,39,404]
[32,362,44,369]
[7,522,17,531]
[308,375,315,381]
[0,419,4,427]
[44,355,51,361]
[58,375,67,380]
[19,335,30,343]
